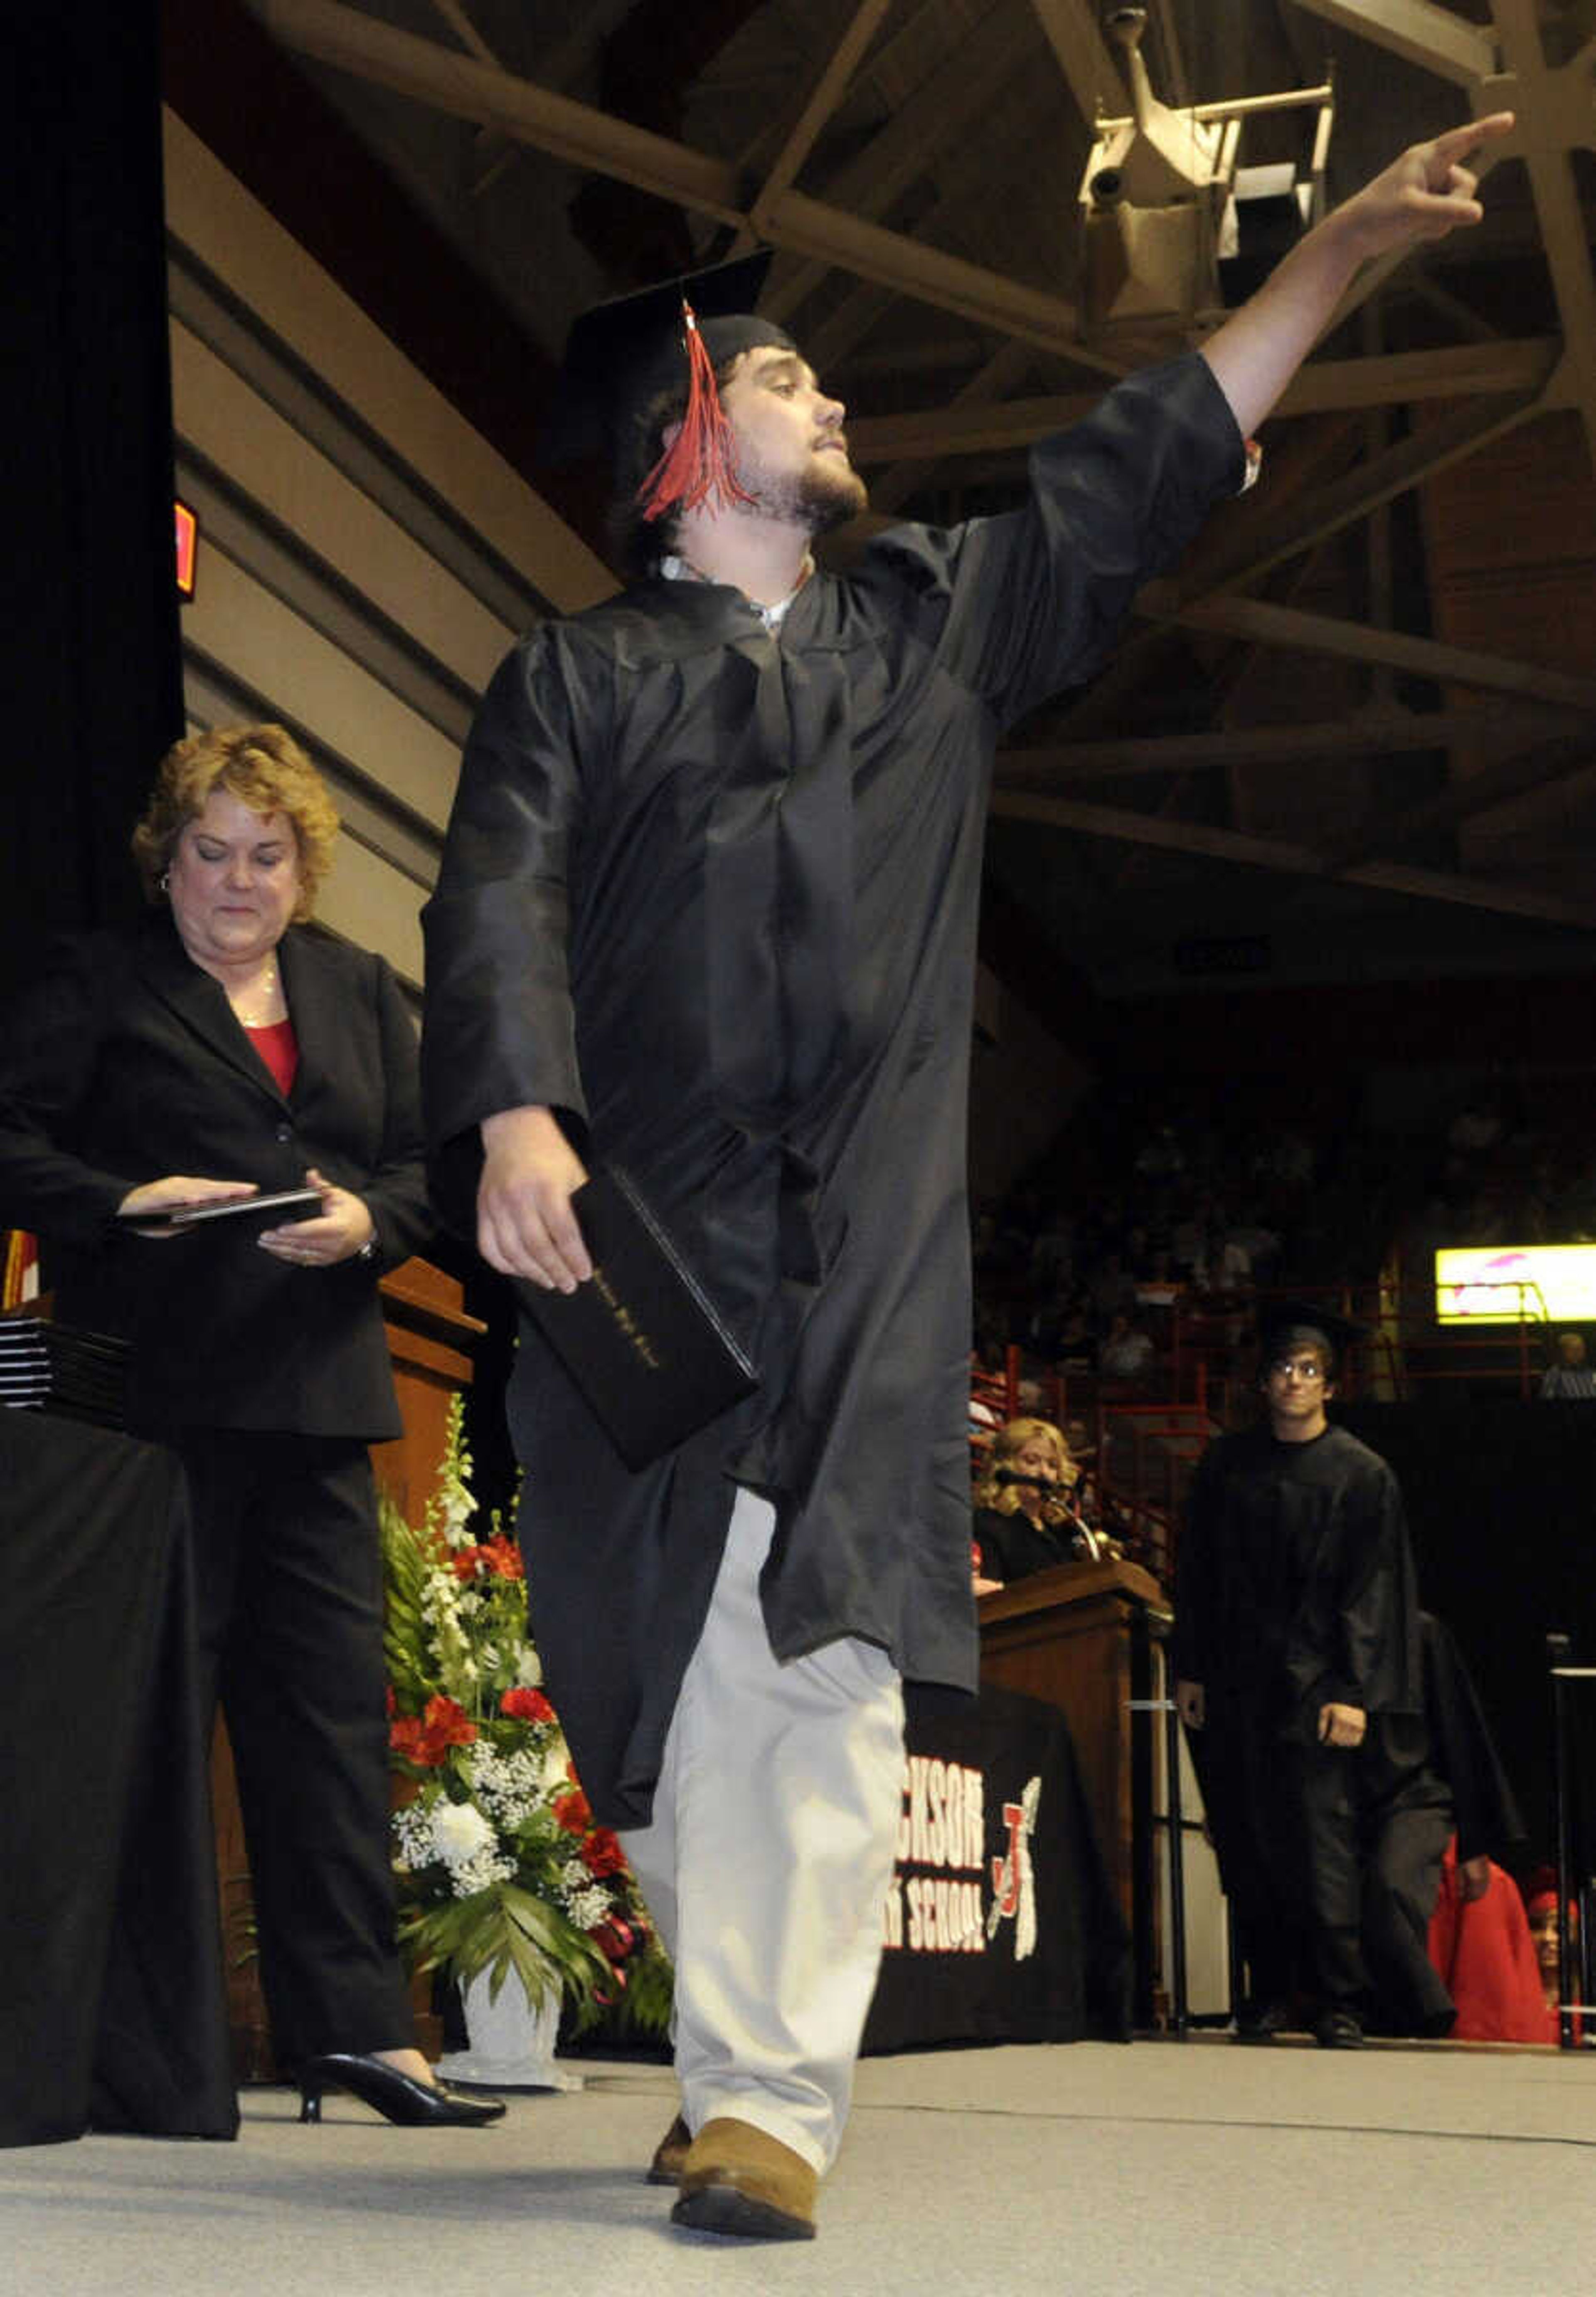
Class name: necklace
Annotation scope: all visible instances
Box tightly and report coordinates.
[231,965,281,1029]
[663,551,814,632]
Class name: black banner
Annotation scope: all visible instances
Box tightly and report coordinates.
[863,1680,1130,2053]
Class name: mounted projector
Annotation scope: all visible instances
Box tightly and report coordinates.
[1079,7,1333,332]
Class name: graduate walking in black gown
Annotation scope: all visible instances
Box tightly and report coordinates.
[1174,1304,1423,2046]
[425,120,1513,2232]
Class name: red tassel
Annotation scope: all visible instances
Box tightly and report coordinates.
[636,301,755,523]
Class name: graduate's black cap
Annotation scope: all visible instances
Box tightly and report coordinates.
[1256,1298,1366,1369]
[542,249,794,504]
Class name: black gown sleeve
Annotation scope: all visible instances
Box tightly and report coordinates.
[1297,1455,1421,1720]
[421,632,594,1231]
[909,354,1246,729]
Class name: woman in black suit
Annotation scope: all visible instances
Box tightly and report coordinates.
[0,725,498,2128]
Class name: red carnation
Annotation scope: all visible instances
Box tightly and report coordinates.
[481,1535,525,1580]
[581,1826,628,1878]
[422,1693,477,1749]
[500,1687,555,1723]
[389,1712,435,1763]
[553,1787,593,1834]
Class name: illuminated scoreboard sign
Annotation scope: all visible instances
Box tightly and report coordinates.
[1435,1244,1596,1325]
[175,499,197,599]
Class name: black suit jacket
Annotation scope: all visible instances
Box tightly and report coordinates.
[0,915,431,1438]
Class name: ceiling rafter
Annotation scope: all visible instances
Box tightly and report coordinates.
[994,703,1591,784]
[1321,728,1596,871]
[760,3,1039,325]
[246,0,1144,377]
[1025,0,1129,121]
[843,336,1567,461]
[990,787,1596,928]
[1144,591,1596,714]
[800,67,1075,377]
[1488,0,1596,473]
[745,0,894,234]
[1287,0,1499,87]
[1163,377,1553,605]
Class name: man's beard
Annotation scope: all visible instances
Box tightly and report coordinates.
[739,447,868,533]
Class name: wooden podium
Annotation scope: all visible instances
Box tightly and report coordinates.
[211,1256,485,2073]
[979,1557,1171,2021]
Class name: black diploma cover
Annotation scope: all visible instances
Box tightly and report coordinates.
[515,1165,759,1471]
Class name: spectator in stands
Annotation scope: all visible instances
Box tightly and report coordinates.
[973,1418,1091,1585]
[1056,1297,1095,1373]
[1098,1311,1155,1383]
[1539,1332,1596,1399]
[1089,1251,1139,1327]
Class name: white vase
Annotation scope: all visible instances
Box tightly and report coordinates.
[433,1968,584,2093]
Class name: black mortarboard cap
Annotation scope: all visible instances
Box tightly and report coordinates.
[1255,1297,1366,1368]
[542,250,793,494]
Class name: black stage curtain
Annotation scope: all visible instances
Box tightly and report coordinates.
[0,1411,235,2146]
[2,5,182,994]
[1342,1399,1596,1875]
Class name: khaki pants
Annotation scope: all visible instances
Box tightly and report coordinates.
[621,1488,905,2172]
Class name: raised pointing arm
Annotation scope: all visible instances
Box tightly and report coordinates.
[1200,114,1515,442]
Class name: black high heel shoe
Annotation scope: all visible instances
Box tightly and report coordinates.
[298,2052,507,2127]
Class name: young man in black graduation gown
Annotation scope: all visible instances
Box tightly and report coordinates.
[1174,1305,1424,2046]
[424,121,1511,2234]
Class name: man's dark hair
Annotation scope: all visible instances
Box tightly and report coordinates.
[608,352,745,580]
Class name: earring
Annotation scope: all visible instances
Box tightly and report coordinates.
[159,868,170,894]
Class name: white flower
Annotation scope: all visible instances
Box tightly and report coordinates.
[392,1800,438,1872]
[515,1646,544,1688]
[562,1883,612,1929]
[431,1800,495,1869]
[437,1483,476,1544]
[449,1843,515,1897]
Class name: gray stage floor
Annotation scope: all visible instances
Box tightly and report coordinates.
[5,2038,1594,2295]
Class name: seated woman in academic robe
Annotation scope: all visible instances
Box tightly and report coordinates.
[973,1416,1102,1589]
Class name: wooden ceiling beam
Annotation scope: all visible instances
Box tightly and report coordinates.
[990,787,1596,926]
[1490,0,1596,474]
[1165,380,1551,604]
[843,338,1564,463]
[247,0,1133,373]
[1324,730,1596,870]
[1025,0,1129,121]
[761,6,1038,325]
[1143,591,1596,713]
[995,704,1589,783]
[746,0,894,232]
[1286,0,1499,89]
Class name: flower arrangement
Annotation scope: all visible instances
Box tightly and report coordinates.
[382,1396,670,2034]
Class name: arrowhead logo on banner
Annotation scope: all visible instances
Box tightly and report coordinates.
[988,1775,1042,1961]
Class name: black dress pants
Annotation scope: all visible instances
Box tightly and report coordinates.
[177,1429,415,2067]
[1200,1720,1372,2011]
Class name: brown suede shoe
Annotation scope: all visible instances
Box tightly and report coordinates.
[646,2112,691,2186]
[670,2116,818,2241]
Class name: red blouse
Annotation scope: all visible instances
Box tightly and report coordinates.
[246,1017,299,1097]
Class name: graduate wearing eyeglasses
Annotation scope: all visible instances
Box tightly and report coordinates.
[1173,1302,1422,2048]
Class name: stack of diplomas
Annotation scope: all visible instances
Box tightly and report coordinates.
[0,1316,130,1431]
